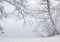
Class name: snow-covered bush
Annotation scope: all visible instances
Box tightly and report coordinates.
[0,25,4,34]
[35,19,57,37]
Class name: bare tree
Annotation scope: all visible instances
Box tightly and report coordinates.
[3,0,33,23]
[33,0,57,37]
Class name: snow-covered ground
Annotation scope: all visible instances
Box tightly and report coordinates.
[0,18,60,38]
[0,18,40,38]
[0,35,60,42]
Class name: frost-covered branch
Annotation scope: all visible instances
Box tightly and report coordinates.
[0,6,8,19]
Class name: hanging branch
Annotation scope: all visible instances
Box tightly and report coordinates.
[0,6,8,19]
[4,0,26,23]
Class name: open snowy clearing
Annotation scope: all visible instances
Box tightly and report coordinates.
[0,19,60,42]
[0,18,40,38]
